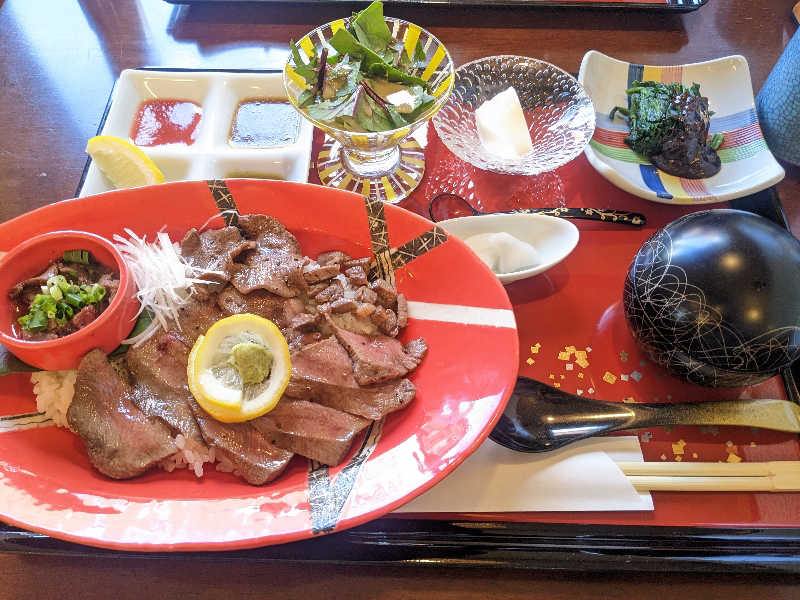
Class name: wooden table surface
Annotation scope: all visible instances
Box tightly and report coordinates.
[1,0,800,595]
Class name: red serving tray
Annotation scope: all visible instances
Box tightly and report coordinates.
[306,125,800,529]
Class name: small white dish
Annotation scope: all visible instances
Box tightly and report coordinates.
[79,69,314,197]
[438,213,579,284]
[578,51,785,205]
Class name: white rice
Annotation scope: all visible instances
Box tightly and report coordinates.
[158,433,216,478]
[30,371,218,479]
[30,370,77,430]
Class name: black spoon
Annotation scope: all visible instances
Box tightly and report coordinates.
[489,377,800,453]
[429,193,646,226]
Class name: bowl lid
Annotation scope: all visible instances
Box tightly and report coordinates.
[628,209,800,373]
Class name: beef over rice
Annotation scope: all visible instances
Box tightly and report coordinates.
[60,214,427,484]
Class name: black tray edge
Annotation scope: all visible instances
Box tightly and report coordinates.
[162,0,709,12]
[2,520,800,574]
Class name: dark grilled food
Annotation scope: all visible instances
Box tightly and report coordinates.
[610,81,722,179]
[67,214,425,484]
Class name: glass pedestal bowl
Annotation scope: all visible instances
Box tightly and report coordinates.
[284,17,454,204]
[433,55,595,175]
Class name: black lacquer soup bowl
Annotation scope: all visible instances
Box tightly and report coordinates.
[623,209,800,387]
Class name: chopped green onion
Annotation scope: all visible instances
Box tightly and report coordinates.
[63,249,92,264]
[17,274,107,333]
[57,302,74,320]
[81,283,106,303]
[64,292,83,307]
[19,310,49,332]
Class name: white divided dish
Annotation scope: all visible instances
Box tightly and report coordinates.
[79,69,314,197]
[438,213,579,284]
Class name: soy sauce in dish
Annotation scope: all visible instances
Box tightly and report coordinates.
[130,99,203,147]
[229,99,301,148]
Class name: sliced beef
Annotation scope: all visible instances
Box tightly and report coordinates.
[126,330,206,447]
[171,297,224,347]
[328,316,427,385]
[343,257,371,270]
[285,336,417,419]
[252,399,370,466]
[71,305,98,329]
[314,280,344,304]
[217,285,305,330]
[404,338,428,364]
[67,349,176,479]
[230,215,306,298]
[345,265,368,287]
[238,214,302,254]
[288,377,416,420]
[97,271,120,303]
[298,332,324,347]
[8,263,59,300]
[189,400,293,485]
[330,298,357,314]
[396,293,408,328]
[354,286,378,304]
[316,250,350,266]
[369,278,397,308]
[288,336,358,389]
[355,302,377,320]
[371,305,398,336]
[290,312,320,332]
[180,226,255,284]
[307,282,329,298]
[303,263,340,284]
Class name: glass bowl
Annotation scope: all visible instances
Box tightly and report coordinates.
[432,55,595,175]
[283,17,454,204]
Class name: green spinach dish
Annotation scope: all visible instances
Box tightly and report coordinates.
[289,1,439,133]
[610,81,724,179]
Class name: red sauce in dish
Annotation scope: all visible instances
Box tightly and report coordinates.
[130,99,203,146]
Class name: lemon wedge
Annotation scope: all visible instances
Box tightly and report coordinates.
[85,135,165,189]
[187,314,291,423]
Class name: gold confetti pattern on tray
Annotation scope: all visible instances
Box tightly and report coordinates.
[515,332,785,469]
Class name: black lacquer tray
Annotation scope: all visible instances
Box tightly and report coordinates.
[3,64,799,571]
[0,185,798,572]
[164,0,708,11]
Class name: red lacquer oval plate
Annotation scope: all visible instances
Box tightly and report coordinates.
[0,180,518,551]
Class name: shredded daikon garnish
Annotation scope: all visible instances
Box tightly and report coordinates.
[197,210,238,233]
[114,228,222,347]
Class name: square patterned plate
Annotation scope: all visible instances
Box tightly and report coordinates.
[578,51,785,205]
[80,69,314,197]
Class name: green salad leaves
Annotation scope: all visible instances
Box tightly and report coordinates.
[290,1,436,133]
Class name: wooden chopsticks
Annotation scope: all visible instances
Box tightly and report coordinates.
[616,461,800,492]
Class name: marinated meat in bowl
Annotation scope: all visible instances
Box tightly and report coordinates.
[0,230,139,371]
[10,250,118,341]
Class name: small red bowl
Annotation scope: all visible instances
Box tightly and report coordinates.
[0,231,139,371]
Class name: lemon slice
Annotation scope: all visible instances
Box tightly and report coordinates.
[187,314,291,423]
[85,135,165,189]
